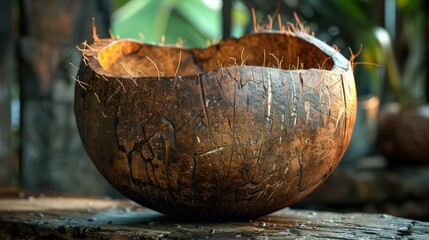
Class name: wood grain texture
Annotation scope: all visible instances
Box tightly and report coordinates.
[75,31,357,219]
[1,192,428,240]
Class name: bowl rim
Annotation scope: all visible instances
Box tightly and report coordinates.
[82,31,350,79]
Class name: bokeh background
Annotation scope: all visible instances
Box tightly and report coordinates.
[0,0,428,220]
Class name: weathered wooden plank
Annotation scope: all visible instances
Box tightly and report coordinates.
[299,164,429,221]
[0,190,428,239]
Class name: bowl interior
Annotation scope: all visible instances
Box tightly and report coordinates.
[97,32,335,78]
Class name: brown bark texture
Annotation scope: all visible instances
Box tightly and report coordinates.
[75,31,357,219]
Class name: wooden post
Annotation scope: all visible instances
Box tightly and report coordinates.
[222,0,232,39]
[18,0,118,196]
[0,0,14,187]
[424,1,429,102]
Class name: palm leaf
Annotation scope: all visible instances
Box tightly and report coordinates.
[111,0,220,47]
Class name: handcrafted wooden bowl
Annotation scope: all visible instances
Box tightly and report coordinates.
[75,31,356,220]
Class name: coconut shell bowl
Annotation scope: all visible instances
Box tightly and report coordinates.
[74,27,357,220]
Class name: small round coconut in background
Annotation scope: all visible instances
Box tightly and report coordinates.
[377,104,429,165]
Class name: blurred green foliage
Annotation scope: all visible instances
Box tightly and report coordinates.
[112,0,222,47]
[304,0,425,103]
[112,0,250,46]
[112,0,425,102]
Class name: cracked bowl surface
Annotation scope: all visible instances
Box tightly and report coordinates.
[75,31,356,220]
